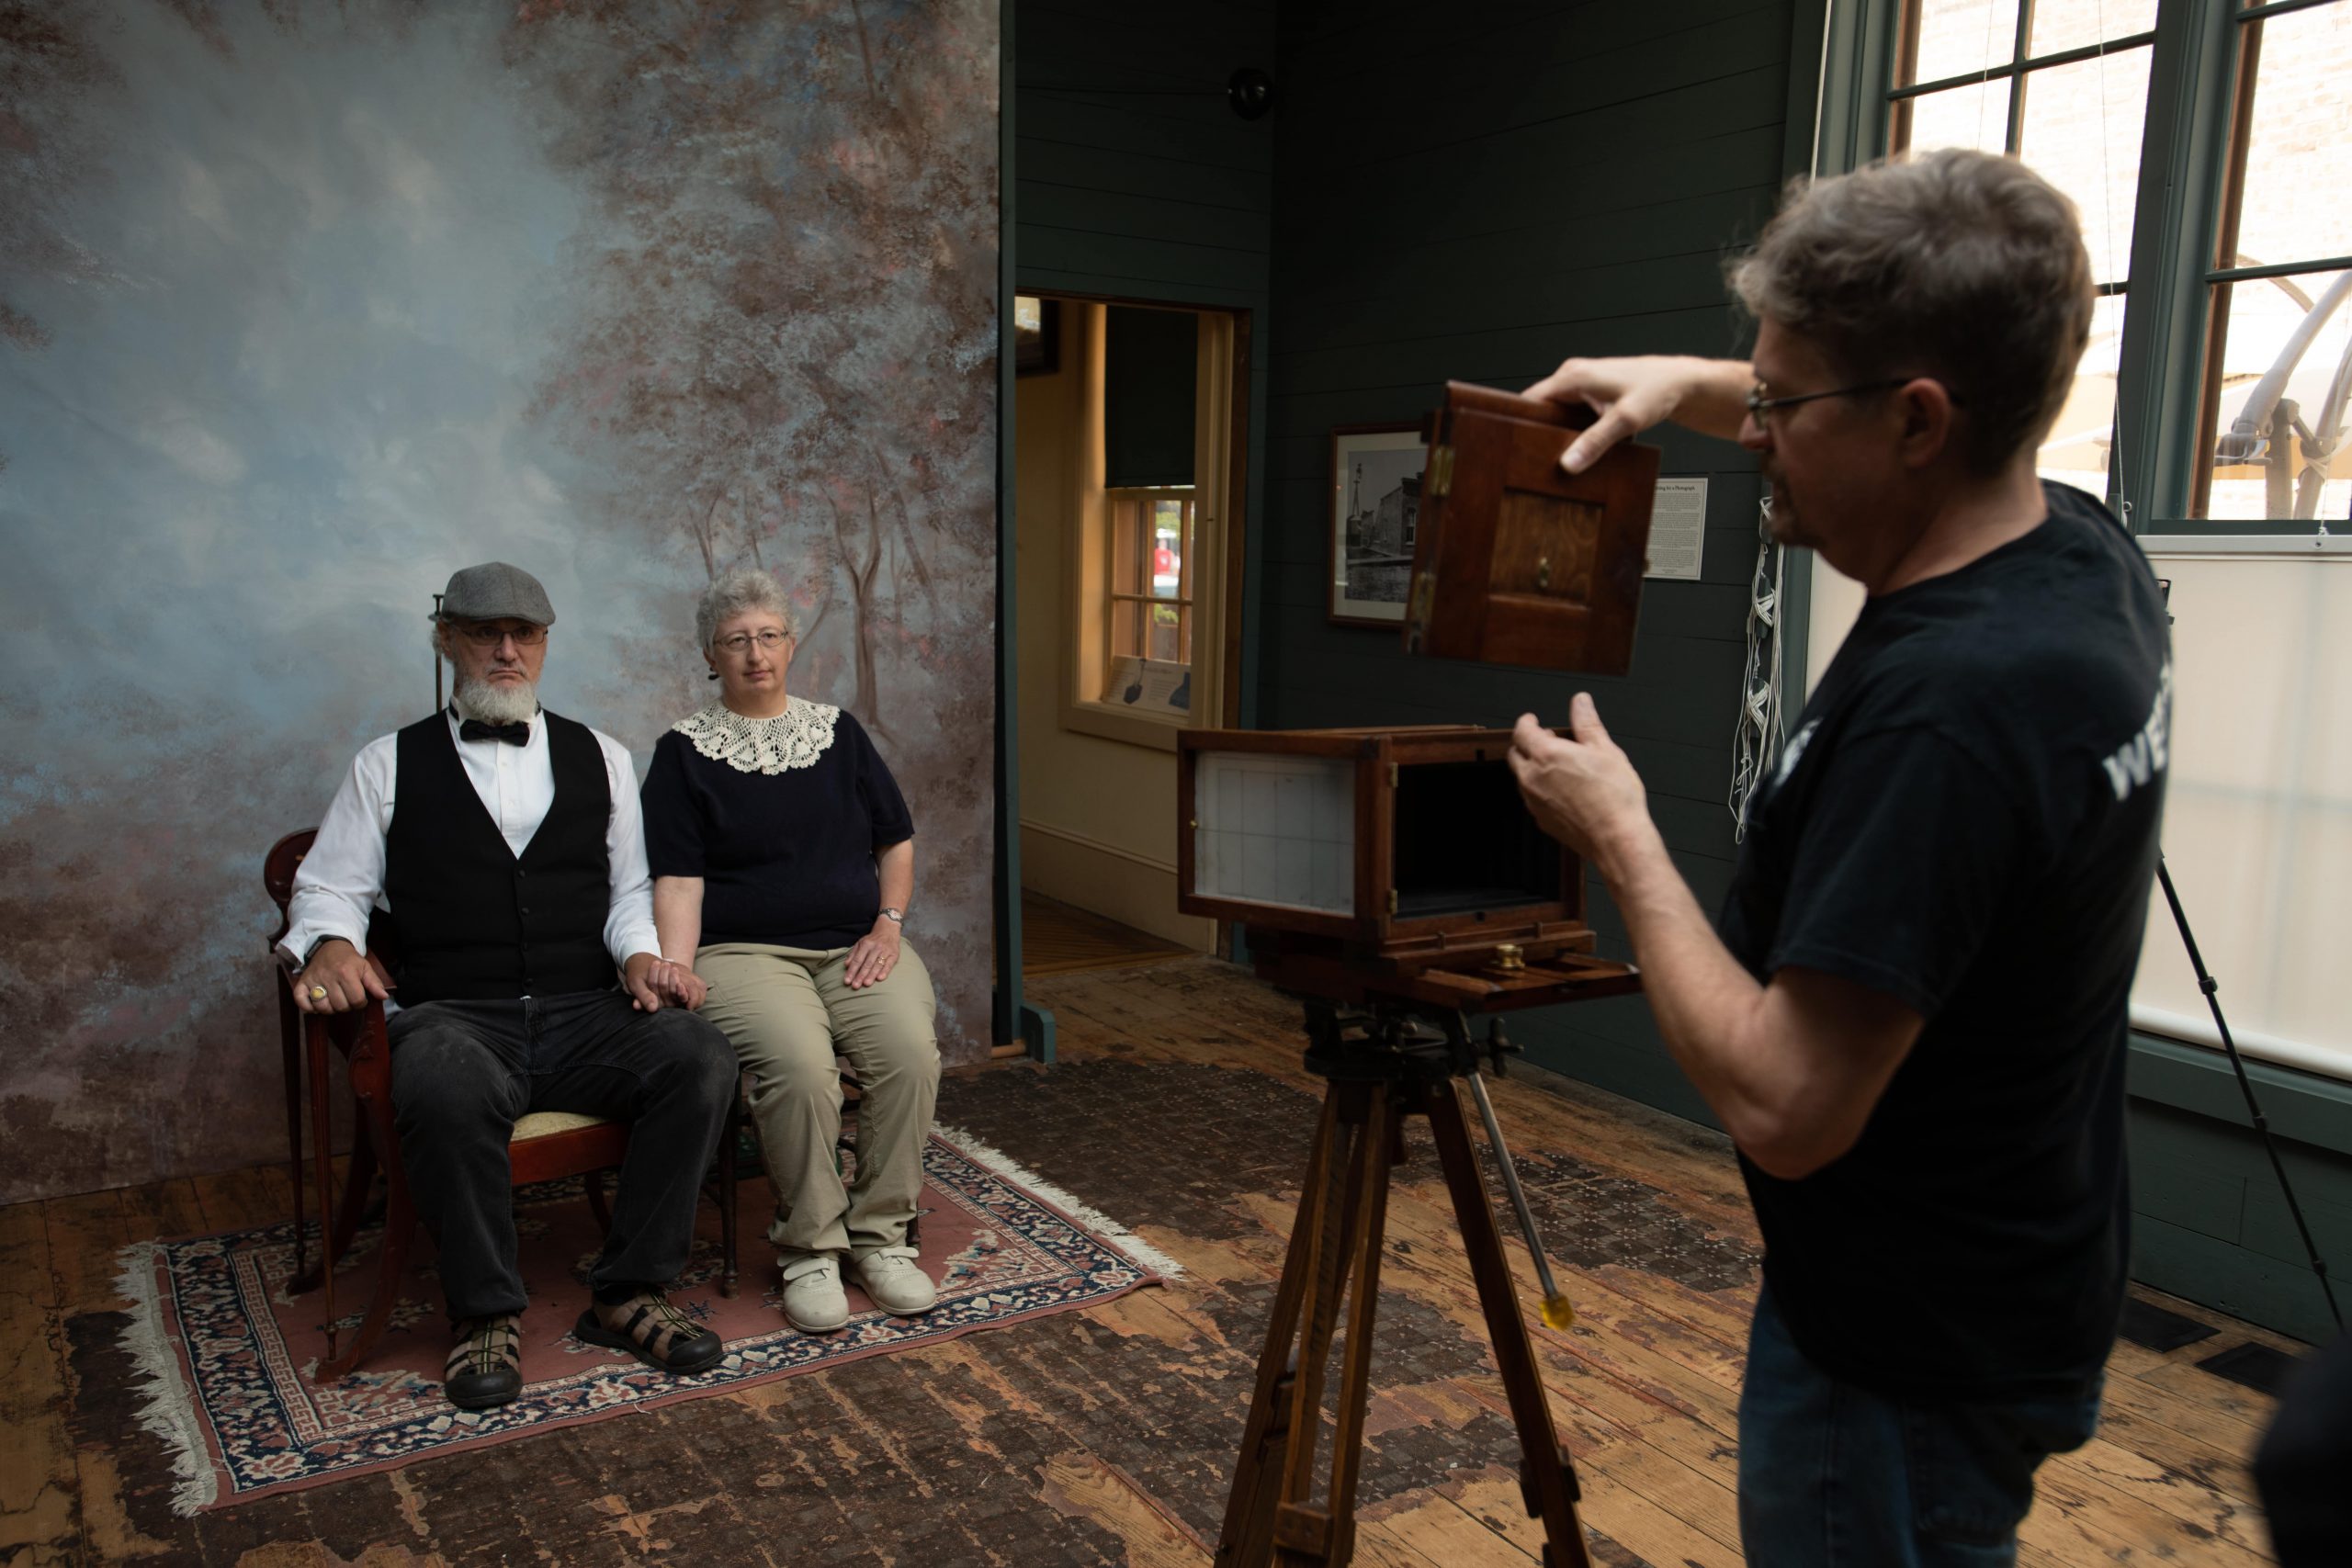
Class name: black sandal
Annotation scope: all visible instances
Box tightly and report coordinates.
[574,1291,724,1374]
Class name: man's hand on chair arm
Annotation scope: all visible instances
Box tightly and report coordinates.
[288,937,391,1015]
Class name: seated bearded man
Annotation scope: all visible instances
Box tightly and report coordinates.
[278,561,739,1410]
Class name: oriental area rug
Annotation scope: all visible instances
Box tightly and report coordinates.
[112,1130,1175,1514]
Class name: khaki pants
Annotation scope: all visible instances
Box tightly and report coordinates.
[695,941,941,1262]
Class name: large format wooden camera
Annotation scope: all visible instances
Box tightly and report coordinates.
[1176,725,1638,1012]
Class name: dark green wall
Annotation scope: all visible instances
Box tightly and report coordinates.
[1256,0,1792,1119]
[1013,1,1279,721]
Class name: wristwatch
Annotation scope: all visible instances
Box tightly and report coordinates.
[878,907,905,925]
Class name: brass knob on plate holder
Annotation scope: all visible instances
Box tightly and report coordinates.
[1492,942,1525,972]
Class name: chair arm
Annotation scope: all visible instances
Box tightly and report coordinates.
[311,949,396,1106]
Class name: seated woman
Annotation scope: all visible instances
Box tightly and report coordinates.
[640,569,941,1333]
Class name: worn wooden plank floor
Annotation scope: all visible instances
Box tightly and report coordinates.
[1020,893,1195,976]
[0,956,2291,1565]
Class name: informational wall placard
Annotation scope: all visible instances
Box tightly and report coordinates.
[1645,478,1710,581]
[1104,656,1193,716]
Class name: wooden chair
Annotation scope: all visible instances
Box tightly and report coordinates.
[264,829,741,1381]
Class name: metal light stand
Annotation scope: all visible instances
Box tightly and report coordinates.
[1216,1000,1591,1568]
[2156,856,2342,1329]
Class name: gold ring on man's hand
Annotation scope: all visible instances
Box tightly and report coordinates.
[309,985,328,1000]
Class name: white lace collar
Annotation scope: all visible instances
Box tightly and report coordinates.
[673,697,840,775]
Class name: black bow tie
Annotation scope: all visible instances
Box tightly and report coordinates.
[459,718,531,746]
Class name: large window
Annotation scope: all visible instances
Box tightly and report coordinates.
[2191,1,2352,521]
[1824,0,2352,1080]
[1890,0,2155,503]
[1858,0,2352,528]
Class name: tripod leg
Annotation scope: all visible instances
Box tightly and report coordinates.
[1310,1081,1396,1568]
[1424,1079,1592,1568]
[1264,1080,1378,1567]
[1218,1086,1346,1567]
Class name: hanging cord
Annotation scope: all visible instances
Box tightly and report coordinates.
[2156,857,2342,1330]
[1728,493,1786,840]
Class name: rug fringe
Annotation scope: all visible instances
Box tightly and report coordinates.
[114,1241,219,1517]
[933,1126,1187,1280]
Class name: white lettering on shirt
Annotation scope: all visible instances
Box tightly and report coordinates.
[1774,719,1819,794]
[2099,660,2173,803]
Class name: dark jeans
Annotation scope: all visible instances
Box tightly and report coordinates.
[386,989,737,1321]
[2256,1330,2352,1566]
[1736,1285,2105,1567]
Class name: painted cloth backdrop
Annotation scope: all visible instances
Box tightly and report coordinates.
[0,0,1000,1205]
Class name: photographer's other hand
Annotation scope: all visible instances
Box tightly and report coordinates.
[289,937,390,1015]
[1509,696,1656,874]
[1523,355,1752,473]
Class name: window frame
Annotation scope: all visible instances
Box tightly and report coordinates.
[1102,485,1197,670]
[1817,0,2349,536]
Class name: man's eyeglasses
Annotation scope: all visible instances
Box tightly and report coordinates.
[717,630,791,655]
[1747,377,1962,421]
[449,623,548,648]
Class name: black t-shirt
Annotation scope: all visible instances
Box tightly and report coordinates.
[1718,481,2171,1401]
[639,701,914,951]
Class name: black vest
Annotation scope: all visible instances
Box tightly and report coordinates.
[381,710,615,1004]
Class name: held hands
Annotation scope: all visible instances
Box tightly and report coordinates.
[843,919,901,990]
[626,953,708,1012]
[288,938,391,1015]
[1508,695,1656,875]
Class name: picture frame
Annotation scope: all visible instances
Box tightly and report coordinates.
[1327,423,1429,626]
[1013,295,1060,378]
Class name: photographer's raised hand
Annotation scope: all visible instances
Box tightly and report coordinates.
[1522,355,1753,474]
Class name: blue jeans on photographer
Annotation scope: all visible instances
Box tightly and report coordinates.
[1737,1284,2105,1566]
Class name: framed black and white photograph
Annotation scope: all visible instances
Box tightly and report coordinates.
[1327,423,1429,626]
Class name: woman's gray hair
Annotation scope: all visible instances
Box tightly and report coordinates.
[695,569,798,652]
[1729,150,2094,475]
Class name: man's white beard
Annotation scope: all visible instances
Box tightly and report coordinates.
[452,674,539,726]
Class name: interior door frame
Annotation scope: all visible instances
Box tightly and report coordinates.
[993,282,1258,1053]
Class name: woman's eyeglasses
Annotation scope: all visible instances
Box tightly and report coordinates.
[717,630,791,655]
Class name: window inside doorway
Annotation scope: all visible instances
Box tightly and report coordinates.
[1104,488,1195,668]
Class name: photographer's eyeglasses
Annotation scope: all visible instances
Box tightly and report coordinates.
[717,630,791,655]
[1746,377,1963,422]
[451,623,548,648]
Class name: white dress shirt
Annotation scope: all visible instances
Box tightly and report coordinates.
[278,709,661,978]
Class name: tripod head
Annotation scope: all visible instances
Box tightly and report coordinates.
[1295,998,1511,1085]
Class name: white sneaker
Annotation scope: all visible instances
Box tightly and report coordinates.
[779,1253,850,1333]
[854,1246,937,1316]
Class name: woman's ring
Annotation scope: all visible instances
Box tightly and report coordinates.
[308,985,328,1000]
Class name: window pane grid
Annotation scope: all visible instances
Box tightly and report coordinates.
[1890,0,2162,504]
[2188,0,2352,520]
[1103,489,1196,668]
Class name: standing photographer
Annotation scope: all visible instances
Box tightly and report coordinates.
[1509,150,2172,1566]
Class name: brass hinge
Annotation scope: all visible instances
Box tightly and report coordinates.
[1424,444,1455,498]
[1387,763,1398,787]
[1386,888,1398,916]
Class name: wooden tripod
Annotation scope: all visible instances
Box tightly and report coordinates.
[1216,1010,1591,1568]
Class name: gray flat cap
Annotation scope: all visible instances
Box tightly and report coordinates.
[437,562,556,626]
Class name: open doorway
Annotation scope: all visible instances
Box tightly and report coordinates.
[1012,296,1249,968]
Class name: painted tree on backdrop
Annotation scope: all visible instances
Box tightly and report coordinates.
[514,0,999,739]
